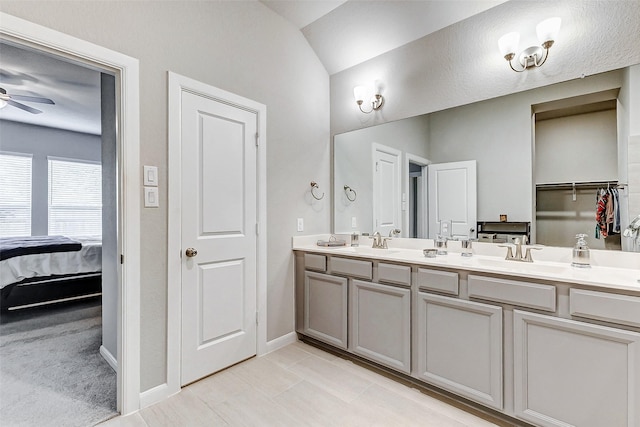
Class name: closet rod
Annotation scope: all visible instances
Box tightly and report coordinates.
[536,180,621,190]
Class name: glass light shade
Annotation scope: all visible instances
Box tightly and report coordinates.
[0,99,7,109]
[536,17,561,44]
[498,32,520,57]
[353,85,371,103]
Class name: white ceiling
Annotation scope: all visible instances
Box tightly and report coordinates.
[0,1,505,135]
[0,41,102,135]
[261,0,508,75]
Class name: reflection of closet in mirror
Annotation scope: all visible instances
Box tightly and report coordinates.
[534,94,622,250]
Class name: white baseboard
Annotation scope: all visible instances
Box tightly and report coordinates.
[139,382,181,409]
[100,345,118,372]
[264,331,298,355]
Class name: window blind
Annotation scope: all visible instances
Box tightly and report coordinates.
[0,152,33,237]
[48,158,102,237]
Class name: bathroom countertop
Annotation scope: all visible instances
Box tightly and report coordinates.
[293,237,640,294]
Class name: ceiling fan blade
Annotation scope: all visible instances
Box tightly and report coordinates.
[7,99,43,114]
[9,94,55,104]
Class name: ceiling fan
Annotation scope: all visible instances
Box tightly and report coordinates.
[0,87,55,114]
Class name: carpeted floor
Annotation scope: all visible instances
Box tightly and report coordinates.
[0,298,118,426]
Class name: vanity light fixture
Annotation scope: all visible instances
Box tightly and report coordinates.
[353,85,384,114]
[498,17,561,72]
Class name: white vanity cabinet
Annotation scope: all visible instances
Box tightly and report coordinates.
[303,271,348,349]
[350,279,411,373]
[416,292,503,410]
[513,310,640,427]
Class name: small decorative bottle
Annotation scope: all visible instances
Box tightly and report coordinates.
[571,234,591,268]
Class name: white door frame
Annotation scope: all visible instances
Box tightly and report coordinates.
[404,153,430,238]
[166,72,267,397]
[0,13,141,414]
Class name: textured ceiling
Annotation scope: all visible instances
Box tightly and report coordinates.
[261,0,508,74]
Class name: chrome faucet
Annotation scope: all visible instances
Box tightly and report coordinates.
[370,232,390,249]
[499,236,541,262]
[389,228,401,237]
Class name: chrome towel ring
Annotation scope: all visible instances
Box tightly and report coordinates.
[310,181,325,200]
[344,185,357,202]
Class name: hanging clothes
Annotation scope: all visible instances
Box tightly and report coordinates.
[595,189,609,238]
[595,185,621,239]
[612,188,621,233]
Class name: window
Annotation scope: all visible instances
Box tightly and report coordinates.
[48,158,102,237]
[0,152,33,237]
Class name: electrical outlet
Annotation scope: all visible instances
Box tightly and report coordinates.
[351,217,357,228]
[297,218,304,232]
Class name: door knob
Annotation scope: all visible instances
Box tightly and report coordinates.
[185,248,198,258]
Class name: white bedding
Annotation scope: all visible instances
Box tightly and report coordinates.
[0,236,102,289]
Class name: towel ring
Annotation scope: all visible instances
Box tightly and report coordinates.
[310,181,325,200]
[344,185,357,202]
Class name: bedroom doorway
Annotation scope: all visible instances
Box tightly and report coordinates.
[0,11,141,419]
[0,41,118,425]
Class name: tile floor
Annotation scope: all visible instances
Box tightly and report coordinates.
[99,341,513,426]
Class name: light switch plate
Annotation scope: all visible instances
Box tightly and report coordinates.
[143,165,158,186]
[297,218,304,232]
[144,186,159,208]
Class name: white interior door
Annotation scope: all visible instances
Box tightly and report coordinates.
[373,144,402,236]
[428,160,477,239]
[180,90,257,386]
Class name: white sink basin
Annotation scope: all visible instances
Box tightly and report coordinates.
[336,246,403,256]
[475,257,569,275]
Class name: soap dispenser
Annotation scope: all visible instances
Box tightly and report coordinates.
[571,234,591,268]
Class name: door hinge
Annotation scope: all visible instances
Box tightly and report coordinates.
[255,133,259,146]
[120,254,124,264]
[256,311,259,325]
[256,223,259,235]
[375,161,379,172]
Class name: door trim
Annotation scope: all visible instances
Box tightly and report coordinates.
[404,153,430,238]
[167,72,267,397]
[0,12,142,414]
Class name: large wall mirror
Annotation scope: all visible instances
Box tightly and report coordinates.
[333,65,639,252]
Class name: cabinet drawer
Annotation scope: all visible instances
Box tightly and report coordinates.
[468,275,556,312]
[330,257,372,280]
[304,253,326,272]
[378,263,411,287]
[417,268,459,295]
[570,289,640,328]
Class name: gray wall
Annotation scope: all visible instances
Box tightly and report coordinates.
[334,115,430,234]
[428,70,624,223]
[0,120,101,235]
[0,1,330,391]
[535,110,617,184]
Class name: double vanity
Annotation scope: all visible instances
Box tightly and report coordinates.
[293,236,640,427]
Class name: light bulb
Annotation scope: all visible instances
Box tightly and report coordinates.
[498,32,520,59]
[353,85,370,104]
[536,17,561,45]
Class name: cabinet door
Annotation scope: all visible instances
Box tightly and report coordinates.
[303,272,348,349]
[416,292,503,409]
[350,280,411,373]
[514,310,640,427]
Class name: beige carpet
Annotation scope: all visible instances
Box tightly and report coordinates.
[0,298,117,426]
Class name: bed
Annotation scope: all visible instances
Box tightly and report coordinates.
[0,235,102,310]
